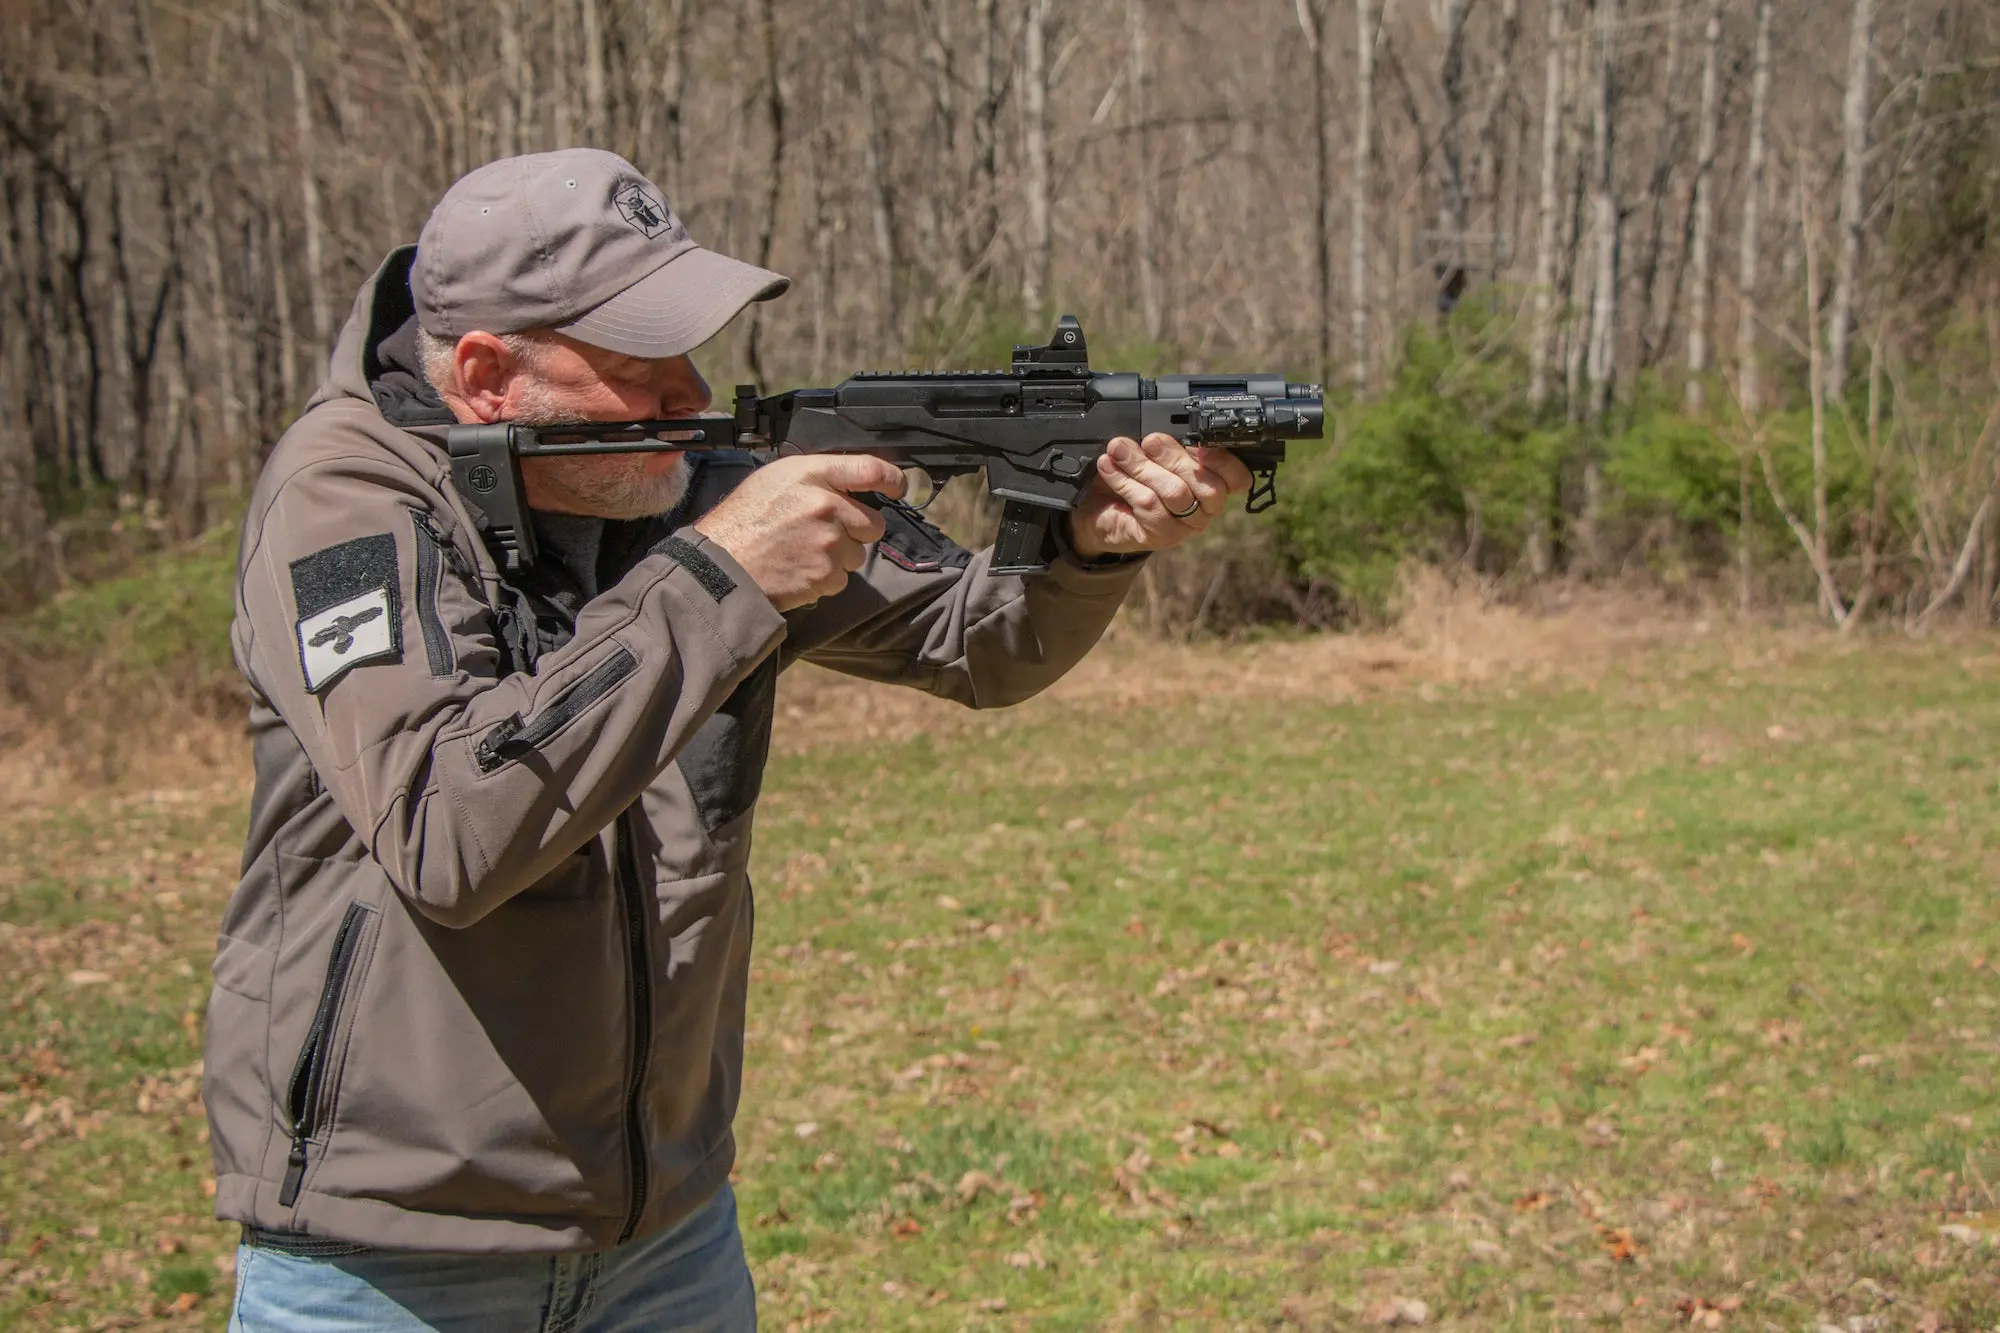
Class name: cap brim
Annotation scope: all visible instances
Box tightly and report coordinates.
[555,247,791,359]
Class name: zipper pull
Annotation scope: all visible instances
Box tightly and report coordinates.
[279,1138,308,1207]
[474,714,525,773]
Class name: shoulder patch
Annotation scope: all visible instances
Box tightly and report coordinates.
[291,533,403,694]
[876,499,972,574]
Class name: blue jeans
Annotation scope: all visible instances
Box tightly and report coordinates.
[228,1184,754,1332]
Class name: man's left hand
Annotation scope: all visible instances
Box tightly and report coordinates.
[1067,434,1255,560]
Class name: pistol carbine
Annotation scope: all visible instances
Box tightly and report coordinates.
[446,316,1324,577]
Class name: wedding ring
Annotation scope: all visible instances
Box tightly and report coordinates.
[1166,495,1202,520]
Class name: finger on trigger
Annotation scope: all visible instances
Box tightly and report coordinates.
[835,495,888,543]
[819,453,908,499]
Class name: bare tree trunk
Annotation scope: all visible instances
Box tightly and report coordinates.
[969,0,1004,277]
[1579,0,1620,572]
[1734,0,1772,415]
[1737,451,1752,610]
[495,0,524,157]
[1634,1,1685,369]
[633,0,693,195]
[196,177,243,490]
[1433,0,1472,307]
[283,0,330,367]
[807,61,836,383]
[1798,168,1849,626]
[1560,20,1592,419]
[581,0,607,145]
[550,3,573,147]
[1472,0,1521,225]
[1527,0,1566,410]
[520,0,540,155]
[1021,0,1051,316]
[743,0,784,384]
[856,0,900,341]
[1350,0,1377,390]
[1683,0,1722,409]
[1827,0,1873,401]
[268,206,298,413]
[1129,0,1161,342]
[1297,0,1332,386]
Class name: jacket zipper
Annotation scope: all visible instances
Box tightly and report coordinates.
[614,811,652,1242]
[409,510,456,677]
[280,903,371,1208]
[474,648,638,773]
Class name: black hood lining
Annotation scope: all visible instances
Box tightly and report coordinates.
[364,246,455,430]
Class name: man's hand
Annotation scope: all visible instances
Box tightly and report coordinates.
[1068,434,1255,560]
[693,455,907,611]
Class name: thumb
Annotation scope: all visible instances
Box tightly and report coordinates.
[803,453,908,499]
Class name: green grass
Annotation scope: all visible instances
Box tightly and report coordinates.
[4,632,2000,1329]
[3,526,238,701]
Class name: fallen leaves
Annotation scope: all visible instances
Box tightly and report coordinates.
[1598,1226,1644,1263]
[1675,1295,1742,1327]
[1619,1045,1664,1073]
[955,1169,1002,1203]
[1363,1296,1430,1325]
[1002,1237,1047,1270]
[1760,1017,1803,1047]
[1938,1215,2000,1247]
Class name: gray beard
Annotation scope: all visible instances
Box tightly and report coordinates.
[511,381,692,520]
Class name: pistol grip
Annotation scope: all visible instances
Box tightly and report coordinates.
[991,500,1058,576]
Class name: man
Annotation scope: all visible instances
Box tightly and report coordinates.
[207,148,1248,1330]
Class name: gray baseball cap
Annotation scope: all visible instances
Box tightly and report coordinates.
[413,148,790,359]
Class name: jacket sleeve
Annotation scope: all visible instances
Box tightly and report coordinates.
[234,449,786,928]
[783,505,1144,708]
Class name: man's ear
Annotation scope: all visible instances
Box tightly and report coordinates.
[451,332,519,424]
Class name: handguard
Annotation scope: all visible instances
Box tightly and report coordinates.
[446,317,1324,575]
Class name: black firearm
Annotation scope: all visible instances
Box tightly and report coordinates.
[446,316,1323,576]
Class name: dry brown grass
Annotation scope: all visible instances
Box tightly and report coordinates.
[775,568,1722,754]
[0,568,1760,804]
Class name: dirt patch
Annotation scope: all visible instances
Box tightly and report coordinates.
[773,573,1714,754]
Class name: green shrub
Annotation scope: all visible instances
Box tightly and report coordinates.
[1279,296,1563,619]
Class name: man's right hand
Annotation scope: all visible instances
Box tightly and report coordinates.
[692,455,907,611]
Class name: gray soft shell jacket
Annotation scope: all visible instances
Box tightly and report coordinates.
[204,248,1142,1253]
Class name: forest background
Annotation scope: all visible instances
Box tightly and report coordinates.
[1,0,1997,633]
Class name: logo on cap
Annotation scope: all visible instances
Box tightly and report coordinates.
[614,181,673,240]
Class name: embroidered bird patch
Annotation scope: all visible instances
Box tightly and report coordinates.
[291,533,403,693]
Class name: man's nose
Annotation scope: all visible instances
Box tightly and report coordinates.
[660,362,710,416]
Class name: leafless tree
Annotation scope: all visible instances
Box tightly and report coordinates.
[1683,0,1723,408]
[0,0,1993,615]
[1826,0,1874,399]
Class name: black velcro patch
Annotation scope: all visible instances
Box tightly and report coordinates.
[876,499,972,574]
[292,533,401,619]
[658,536,735,601]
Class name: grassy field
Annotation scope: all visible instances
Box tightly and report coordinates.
[2,621,1999,1330]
